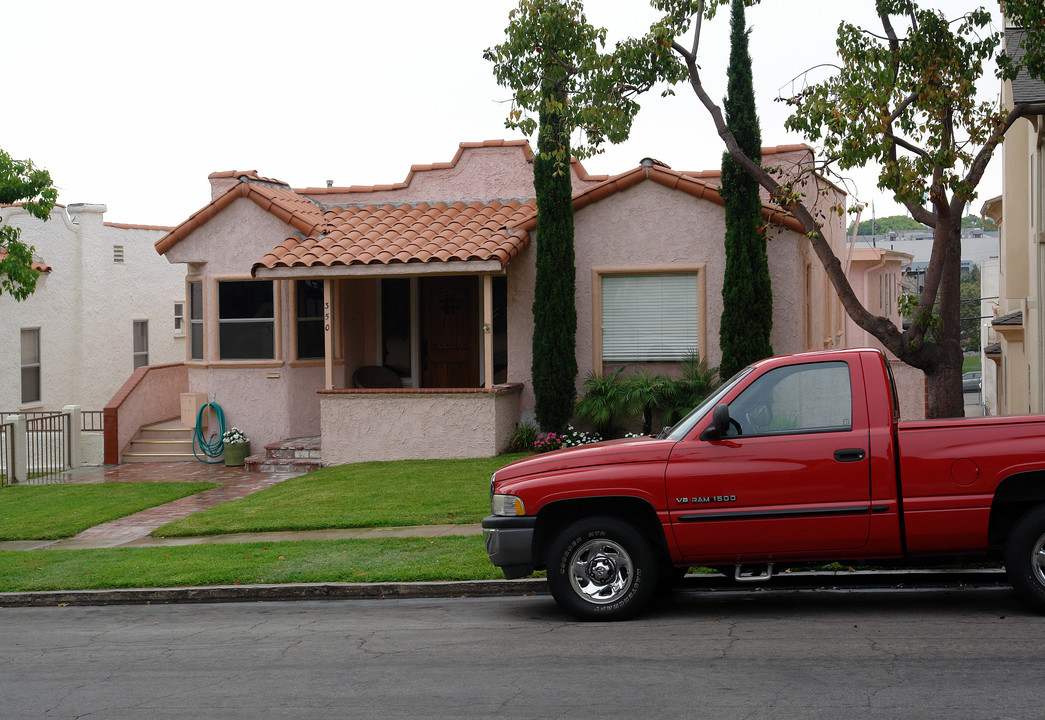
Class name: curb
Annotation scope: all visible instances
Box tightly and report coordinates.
[0,569,1009,608]
[0,579,549,608]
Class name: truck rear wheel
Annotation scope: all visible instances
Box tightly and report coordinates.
[546,516,658,621]
[1005,505,1045,612]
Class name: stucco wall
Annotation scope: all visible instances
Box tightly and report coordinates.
[306,143,601,207]
[319,385,522,464]
[0,204,185,411]
[506,178,833,420]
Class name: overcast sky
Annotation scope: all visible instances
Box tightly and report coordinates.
[1,0,1003,227]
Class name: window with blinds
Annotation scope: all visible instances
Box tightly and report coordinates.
[601,273,700,362]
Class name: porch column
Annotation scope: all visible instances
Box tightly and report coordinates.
[483,274,494,389]
[324,278,334,390]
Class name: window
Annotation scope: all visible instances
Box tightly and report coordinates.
[189,282,203,360]
[727,361,852,436]
[381,278,411,375]
[296,280,325,359]
[20,328,41,404]
[174,302,185,337]
[133,320,149,369]
[601,273,701,362]
[218,280,274,360]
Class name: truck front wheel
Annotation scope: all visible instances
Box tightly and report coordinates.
[546,516,658,621]
[1005,505,1045,612]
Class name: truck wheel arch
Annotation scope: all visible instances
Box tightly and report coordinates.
[988,471,1045,548]
[532,496,670,572]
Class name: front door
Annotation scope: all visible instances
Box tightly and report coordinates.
[666,359,872,559]
[420,277,479,388]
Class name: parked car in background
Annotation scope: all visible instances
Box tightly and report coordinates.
[963,371,982,393]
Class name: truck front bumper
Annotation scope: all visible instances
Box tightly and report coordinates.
[482,515,537,579]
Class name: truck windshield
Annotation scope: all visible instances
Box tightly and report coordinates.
[661,367,754,441]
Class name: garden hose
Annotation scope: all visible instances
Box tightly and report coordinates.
[193,401,226,464]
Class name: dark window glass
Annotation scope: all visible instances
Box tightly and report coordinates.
[218,281,274,360]
[189,282,203,360]
[296,280,324,359]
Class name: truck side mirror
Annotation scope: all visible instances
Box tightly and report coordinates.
[700,404,731,441]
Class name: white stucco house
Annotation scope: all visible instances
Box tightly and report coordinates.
[129,138,923,466]
[0,203,186,411]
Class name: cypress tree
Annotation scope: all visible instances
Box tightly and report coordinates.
[531,71,578,433]
[718,0,773,380]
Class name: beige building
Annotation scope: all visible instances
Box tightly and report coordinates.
[986,24,1045,415]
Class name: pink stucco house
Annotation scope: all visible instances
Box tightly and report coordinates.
[146,139,864,465]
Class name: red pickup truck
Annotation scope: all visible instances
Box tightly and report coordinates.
[482,348,1045,620]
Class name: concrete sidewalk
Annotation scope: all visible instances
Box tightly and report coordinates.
[1,523,483,552]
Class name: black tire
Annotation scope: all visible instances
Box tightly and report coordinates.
[1005,505,1045,612]
[545,516,658,621]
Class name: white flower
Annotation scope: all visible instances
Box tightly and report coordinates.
[223,428,249,444]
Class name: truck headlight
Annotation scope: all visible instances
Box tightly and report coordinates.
[491,494,525,517]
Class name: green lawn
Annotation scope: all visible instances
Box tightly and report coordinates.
[0,455,532,593]
[154,454,526,537]
[0,536,503,592]
[963,355,981,373]
[0,482,218,540]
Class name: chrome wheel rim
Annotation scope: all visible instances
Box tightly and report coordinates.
[1032,532,1045,587]
[568,538,633,605]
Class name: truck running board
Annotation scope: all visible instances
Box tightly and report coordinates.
[733,562,774,583]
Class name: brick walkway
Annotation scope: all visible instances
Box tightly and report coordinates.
[14,462,303,549]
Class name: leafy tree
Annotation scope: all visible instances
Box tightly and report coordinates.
[959,265,981,352]
[526,0,1044,418]
[718,0,772,380]
[494,1,1045,417]
[0,149,57,300]
[487,0,676,431]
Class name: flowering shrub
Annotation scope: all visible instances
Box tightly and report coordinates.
[533,432,563,453]
[560,425,600,447]
[223,427,249,445]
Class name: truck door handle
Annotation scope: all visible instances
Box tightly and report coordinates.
[834,448,866,463]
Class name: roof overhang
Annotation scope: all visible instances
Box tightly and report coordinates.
[254,259,504,279]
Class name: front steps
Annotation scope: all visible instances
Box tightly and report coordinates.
[245,436,322,474]
[122,421,321,473]
[122,419,198,462]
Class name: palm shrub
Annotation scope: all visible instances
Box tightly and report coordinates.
[623,369,672,436]
[574,368,629,440]
[664,354,720,427]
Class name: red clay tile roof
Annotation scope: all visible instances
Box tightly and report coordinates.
[0,247,51,272]
[253,199,536,273]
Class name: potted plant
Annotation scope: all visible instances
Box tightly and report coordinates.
[222,427,251,467]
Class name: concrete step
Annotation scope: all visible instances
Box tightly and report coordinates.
[122,418,199,464]
[244,455,322,474]
[245,436,322,473]
[122,451,200,462]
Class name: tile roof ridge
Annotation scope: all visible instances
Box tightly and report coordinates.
[208,170,290,187]
[156,179,323,255]
[316,197,534,212]
[104,222,174,231]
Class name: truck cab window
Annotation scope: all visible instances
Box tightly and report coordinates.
[727,361,852,436]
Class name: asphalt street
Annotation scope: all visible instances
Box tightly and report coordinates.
[3,583,1042,719]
